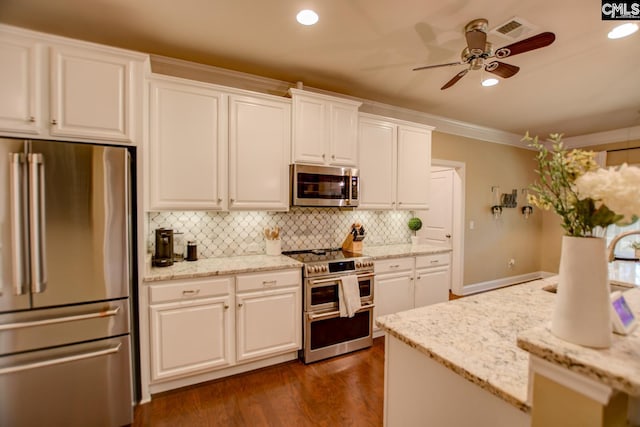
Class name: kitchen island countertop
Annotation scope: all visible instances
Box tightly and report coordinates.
[377,271,640,412]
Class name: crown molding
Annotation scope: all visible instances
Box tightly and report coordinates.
[562,125,640,149]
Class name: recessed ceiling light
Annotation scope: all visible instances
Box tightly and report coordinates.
[482,78,499,87]
[608,23,639,39]
[296,9,319,26]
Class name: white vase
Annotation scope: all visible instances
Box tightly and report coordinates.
[551,236,612,348]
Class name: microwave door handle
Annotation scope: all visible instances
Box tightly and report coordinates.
[9,153,27,296]
[347,169,352,206]
[28,153,47,294]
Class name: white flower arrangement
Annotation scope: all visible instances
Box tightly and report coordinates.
[525,132,640,237]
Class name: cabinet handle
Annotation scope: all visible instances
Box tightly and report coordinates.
[28,116,35,123]
[430,260,439,264]
[398,202,403,205]
[262,280,277,286]
[182,289,200,296]
[390,264,400,269]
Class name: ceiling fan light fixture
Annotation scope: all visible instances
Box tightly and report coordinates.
[296,9,319,26]
[608,23,639,39]
[482,78,499,87]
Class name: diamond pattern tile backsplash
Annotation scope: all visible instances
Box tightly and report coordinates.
[147,208,414,258]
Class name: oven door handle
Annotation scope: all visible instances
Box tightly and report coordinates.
[307,303,374,321]
[309,272,375,286]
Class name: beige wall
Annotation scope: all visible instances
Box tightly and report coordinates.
[432,131,543,286]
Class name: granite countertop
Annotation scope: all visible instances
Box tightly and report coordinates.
[144,254,303,282]
[517,287,640,397]
[376,277,557,412]
[144,243,451,282]
[363,243,451,260]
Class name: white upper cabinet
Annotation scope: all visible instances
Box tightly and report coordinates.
[359,113,433,210]
[358,116,397,210]
[49,45,139,142]
[396,124,432,210]
[0,25,145,144]
[0,32,41,135]
[290,88,361,166]
[148,76,228,211]
[229,94,291,211]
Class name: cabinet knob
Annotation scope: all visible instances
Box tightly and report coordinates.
[51,119,57,126]
[217,198,222,203]
[331,155,335,160]
[238,303,243,308]
[322,154,326,159]
[230,198,235,204]
[28,116,35,123]
[446,234,452,238]
[224,304,229,309]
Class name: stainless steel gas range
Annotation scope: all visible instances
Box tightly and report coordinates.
[283,248,375,363]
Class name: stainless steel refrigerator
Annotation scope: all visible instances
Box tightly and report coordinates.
[0,138,134,426]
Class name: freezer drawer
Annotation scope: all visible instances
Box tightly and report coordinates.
[0,335,132,427]
[0,298,130,355]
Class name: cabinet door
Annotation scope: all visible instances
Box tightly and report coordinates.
[50,45,135,142]
[374,272,414,328]
[236,286,301,363]
[328,102,359,166]
[0,33,41,135]
[229,94,290,210]
[396,125,431,210]
[148,78,227,210]
[414,267,450,308]
[150,296,233,381]
[358,117,396,209]
[292,93,327,164]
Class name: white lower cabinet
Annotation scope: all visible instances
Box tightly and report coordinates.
[235,269,302,363]
[148,268,301,387]
[374,253,450,331]
[149,277,233,382]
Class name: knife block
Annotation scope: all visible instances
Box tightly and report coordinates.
[342,233,363,254]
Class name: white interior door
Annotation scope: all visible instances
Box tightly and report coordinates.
[419,168,453,246]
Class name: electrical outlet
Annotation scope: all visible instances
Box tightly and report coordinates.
[508,258,516,268]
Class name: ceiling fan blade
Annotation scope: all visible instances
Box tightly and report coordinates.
[441,69,468,90]
[413,61,464,71]
[494,32,556,59]
[485,61,520,78]
[464,18,488,55]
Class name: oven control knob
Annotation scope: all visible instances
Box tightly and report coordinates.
[308,266,315,274]
[321,265,327,272]
[356,261,361,268]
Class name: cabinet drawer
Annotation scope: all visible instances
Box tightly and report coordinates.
[236,269,301,293]
[415,253,450,269]
[149,277,232,304]
[374,257,414,274]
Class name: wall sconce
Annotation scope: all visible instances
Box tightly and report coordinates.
[520,188,534,220]
[491,186,502,220]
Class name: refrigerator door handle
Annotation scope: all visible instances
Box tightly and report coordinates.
[0,343,122,375]
[28,153,47,294]
[0,306,120,331]
[9,153,27,296]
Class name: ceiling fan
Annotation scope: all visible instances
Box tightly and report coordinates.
[413,19,556,90]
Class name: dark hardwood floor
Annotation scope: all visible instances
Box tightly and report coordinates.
[133,337,385,427]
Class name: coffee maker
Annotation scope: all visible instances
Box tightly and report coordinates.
[153,228,174,267]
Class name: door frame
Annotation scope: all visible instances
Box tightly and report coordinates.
[431,159,465,296]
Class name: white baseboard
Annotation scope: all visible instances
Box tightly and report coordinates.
[461,271,547,296]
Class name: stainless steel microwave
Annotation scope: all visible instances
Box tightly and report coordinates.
[290,164,359,207]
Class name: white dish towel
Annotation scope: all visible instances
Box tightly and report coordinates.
[339,274,362,318]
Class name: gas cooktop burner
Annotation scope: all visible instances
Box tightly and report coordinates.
[283,248,361,263]
[283,248,373,277]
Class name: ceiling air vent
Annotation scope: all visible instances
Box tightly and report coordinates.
[490,17,539,41]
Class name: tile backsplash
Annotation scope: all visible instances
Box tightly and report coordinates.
[148,208,414,258]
